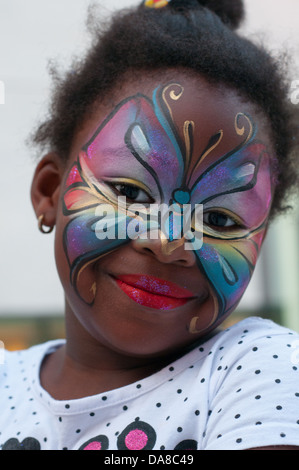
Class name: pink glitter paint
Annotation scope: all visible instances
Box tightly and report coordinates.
[83,441,102,450]
[124,429,148,450]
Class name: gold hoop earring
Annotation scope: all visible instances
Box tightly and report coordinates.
[38,214,54,234]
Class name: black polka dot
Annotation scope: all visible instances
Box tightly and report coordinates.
[65,404,70,409]
[156,403,161,407]
[276,405,282,410]
[255,395,261,400]
[255,370,261,375]
[275,379,281,384]
[235,414,241,419]
[236,438,242,444]
[177,427,183,432]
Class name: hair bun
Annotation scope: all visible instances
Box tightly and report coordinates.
[169,0,245,30]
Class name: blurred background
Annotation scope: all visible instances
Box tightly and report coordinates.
[0,0,298,351]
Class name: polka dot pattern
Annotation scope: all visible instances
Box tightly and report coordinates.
[0,318,299,450]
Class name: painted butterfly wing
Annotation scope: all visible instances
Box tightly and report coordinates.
[62,95,183,303]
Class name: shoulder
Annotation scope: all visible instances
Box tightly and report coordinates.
[205,316,299,389]
[209,316,299,364]
[199,317,299,450]
[0,340,65,391]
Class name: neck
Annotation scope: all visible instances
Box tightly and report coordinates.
[40,301,182,400]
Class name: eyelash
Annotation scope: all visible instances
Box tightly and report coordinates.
[203,210,245,231]
[104,181,245,231]
[108,182,154,204]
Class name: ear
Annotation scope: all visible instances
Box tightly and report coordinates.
[31,152,64,229]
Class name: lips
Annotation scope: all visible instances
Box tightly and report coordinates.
[114,274,195,310]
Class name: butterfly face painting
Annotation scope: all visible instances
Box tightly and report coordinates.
[62,81,274,332]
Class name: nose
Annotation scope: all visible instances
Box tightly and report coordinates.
[131,231,197,267]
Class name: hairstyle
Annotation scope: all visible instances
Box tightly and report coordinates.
[30,0,299,219]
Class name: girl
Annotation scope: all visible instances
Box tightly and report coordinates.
[1,0,299,451]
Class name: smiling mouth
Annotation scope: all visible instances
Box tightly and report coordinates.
[114,274,196,310]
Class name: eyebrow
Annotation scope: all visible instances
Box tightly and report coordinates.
[88,145,132,160]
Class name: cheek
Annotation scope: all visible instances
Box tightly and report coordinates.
[195,229,265,319]
[60,206,132,304]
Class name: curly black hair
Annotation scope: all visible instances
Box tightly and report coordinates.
[30,0,299,219]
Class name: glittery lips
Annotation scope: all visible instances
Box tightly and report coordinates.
[115,274,196,310]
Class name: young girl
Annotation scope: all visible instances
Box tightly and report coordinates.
[1,0,299,451]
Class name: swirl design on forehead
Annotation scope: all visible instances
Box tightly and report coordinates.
[62,82,272,328]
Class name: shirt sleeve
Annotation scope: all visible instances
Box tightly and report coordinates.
[202,320,299,450]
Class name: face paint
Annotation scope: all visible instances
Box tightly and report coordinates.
[62,82,274,331]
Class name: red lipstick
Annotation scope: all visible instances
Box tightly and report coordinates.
[115,274,195,310]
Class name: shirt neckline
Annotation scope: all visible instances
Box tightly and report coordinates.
[29,336,213,416]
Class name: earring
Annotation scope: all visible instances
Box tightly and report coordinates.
[38,214,54,234]
[144,0,170,8]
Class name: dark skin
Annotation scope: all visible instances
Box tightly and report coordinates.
[31,71,299,450]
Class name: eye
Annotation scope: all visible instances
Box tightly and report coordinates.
[203,211,241,230]
[110,182,154,204]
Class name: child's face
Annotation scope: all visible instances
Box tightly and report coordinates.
[54,73,275,357]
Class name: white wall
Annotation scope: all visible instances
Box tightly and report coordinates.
[0,0,298,320]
